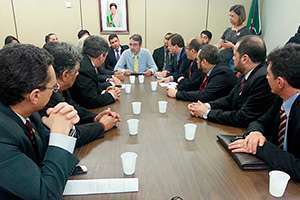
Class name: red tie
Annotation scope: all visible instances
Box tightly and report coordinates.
[25,120,35,141]
[188,61,194,79]
[239,77,245,95]
[199,75,208,92]
[278,107,287,149]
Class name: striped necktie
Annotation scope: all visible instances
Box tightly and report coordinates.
[133,55,139,73]
[278,107,287,149]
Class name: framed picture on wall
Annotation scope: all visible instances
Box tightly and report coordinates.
[99,0,129,34]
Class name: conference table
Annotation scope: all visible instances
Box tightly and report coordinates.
[65,77,300,200]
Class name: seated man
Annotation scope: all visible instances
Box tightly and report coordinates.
[152,32,175,72]
[229,44,300,181]
[70,35,121,109]
[168,44,236,102]
[197,30,212,45]
[0,44,80,199]
[286,25,300,45]
[114,34,157,76]
[45,32,59,44]
[158,33,190,82]
[188,35,274,128]
[175,38,205,91]
[42,42,120,147]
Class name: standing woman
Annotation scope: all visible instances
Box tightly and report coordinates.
[218,5,252,70]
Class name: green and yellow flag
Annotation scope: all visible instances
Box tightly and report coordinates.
[247,0,261,35]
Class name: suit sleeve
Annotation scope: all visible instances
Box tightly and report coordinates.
[256,142,300,181]
[73,73,115,109]
[207,77,274,127]
[0,135,78,199]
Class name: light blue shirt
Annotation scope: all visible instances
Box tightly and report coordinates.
[114,48,157,73]
[281,92,300,151]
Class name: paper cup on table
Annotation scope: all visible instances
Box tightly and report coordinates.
[132,102,142,115]
[269,170,290,197]
[125,84,131,94]
[121,152,138,175]
[129,75,135,84]
[127,119,139,135]
[138,75,144,84]
[151,81,158,91]
[158,101,168,113]
[184,123,197,141]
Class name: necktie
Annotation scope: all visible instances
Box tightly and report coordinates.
[115,49,120,61]
[133,55,139,73]
[199,75,208,92]
[278,107,287,149]
[239,76,246,95]
[188,61,194,79]
[25,120,35,142]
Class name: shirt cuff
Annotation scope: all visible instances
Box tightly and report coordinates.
[202,103,211,119]
[49,133,77,154]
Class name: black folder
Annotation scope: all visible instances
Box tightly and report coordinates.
[217,134,268,170]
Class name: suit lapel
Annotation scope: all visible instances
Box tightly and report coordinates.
[287,95,300,151]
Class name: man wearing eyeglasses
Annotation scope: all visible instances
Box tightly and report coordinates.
[42,42,120,147]
[114,34,157,76]
[0,44,81,199]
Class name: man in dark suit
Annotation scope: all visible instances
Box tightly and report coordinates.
[158,33,190,82]
[42,42,120,147]
[286,25,300,45]
[229,44,300,181]
[188,35,274,128]
[70,35,121,109]
[168,44,236,102]
[172,38,205,91]
[0,44,81,199]
[152,32,174,71]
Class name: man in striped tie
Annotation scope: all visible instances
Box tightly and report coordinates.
[229,44,300,181]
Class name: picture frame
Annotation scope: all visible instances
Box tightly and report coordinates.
[98,0,129,34]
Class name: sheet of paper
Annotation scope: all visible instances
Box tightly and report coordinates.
[63,178,139,196]
[159,82,178,88]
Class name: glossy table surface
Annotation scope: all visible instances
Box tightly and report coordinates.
[64,77,300,200]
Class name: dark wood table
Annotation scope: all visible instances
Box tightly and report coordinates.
[65,77,300,200]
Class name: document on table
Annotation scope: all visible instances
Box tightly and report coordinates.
[159,82,178,88]
[63,178,139,196]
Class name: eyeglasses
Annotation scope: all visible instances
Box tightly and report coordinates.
[44,83,60,93]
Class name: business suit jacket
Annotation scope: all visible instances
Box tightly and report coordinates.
[246,96,300,180]
[104,45,129,71]
[152,46,175,71]
[166,49,190,82]
[0,102,78,199]
[176,63,237,102]
[40,90,105,147]
[207,63,275,127]
[70,54,115,109]
[176,60,205,92]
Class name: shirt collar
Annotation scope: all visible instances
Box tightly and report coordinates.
[244,68,255,80]
[282,92,300,116]
[14,111,27,124]
[206,65,216,77]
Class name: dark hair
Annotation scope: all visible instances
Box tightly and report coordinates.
[199,44,219,65]
[77,29,90,39]
[129,34,143,45]
[229,4,246,25]
[44,42,82,78]
[82,35,109,58]
[45,33,56,43]
[297,25,300,34]
[169,34,185,48]
[108,33,119,41]
[109,3,117,9]
[0,44,53,105]
[236,35,266,63]
[164,32,173,40]
[267,44,300,88]
[187,39,201,52]
[4,35,20,45]
[200,30,212,40]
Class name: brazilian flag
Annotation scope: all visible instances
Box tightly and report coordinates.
[247,0,261,35]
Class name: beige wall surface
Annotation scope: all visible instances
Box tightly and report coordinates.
[1,0,250,51]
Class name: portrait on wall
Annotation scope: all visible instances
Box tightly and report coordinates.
[99,0,129,34]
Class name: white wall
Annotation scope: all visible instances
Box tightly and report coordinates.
[262,0,300,52]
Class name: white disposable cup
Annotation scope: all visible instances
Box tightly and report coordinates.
[138,75,144,84]
[269,170,290,197]
[132,102,142,115]
[184,123,197,141]
[121,152,138,175]
[151,81,158,91]
[129,75,135,84]
[127,119,139,135]
[125,84,131,94]
[158,101,168,113]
